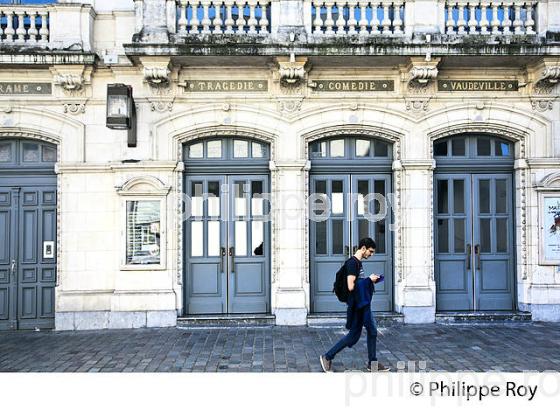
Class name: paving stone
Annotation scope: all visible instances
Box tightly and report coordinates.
[1,323,560,372]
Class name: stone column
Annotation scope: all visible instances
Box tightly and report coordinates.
[397,160,436,323]
[271,160,309,325]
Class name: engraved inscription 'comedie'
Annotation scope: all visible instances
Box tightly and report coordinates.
[182,80,268,92]
[438,80,519,92]
[0,82,52,95]
[313,80,394,92]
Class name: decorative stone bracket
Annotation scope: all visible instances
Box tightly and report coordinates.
[51,65,92,95]
[140,57,173,88]
[406,57,440,88]
[275,54,310,87]
[530,59,560,95]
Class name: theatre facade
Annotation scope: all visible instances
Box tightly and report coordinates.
[1,0,560,330]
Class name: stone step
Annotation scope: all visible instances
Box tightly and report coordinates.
[177,314,276,328]
[435,311,532,324]
[307,312,404,327]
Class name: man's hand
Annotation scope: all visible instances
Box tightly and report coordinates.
[369,274,380,283]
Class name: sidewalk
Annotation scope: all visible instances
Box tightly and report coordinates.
[1,323,559,372]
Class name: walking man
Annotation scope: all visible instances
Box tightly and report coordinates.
[320,237,390,372]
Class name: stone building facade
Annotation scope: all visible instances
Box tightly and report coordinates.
[1,0,560,330]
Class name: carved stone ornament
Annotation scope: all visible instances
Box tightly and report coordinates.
[276,54,310,87]
[530,98,554,112]
[276,98,303,117]
[407,57,440,88]
[51,65,91,95]
[405,98,430,114]
[149,99,174,113]
[144,66,171,87]
[63,102,86,115]
[55,74,84,92]
[533,64,560,94]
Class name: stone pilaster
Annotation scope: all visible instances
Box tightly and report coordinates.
[271,160,309,325]
[397,159,436,323]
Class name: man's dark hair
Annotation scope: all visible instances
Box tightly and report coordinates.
[358,237,376,250]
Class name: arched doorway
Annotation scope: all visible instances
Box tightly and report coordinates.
[0,138,57,330]
[182,137,271,314]
[309,136,394,313]
[433,134,515,311]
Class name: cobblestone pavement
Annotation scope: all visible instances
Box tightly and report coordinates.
[1,323,560,372]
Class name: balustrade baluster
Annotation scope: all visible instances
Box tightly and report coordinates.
[393,1,403,35]
[525,2,535,35]
[513,3,523,34]
[324,1,335,35]
[178,0,188,33]
[336,2,347,35]
[259,2,269,33]
[446,2,455,34]
[213,1,224,33]
[467,3,477,34]
[15,11,26,43]
[28,11,38,43]
[381,3,391,35]
[347,2,357,35]
[457,3,466,35]
[190,1,201,33]
[502,3,512,35]
[371,2,380,34]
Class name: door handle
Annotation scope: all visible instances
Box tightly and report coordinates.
[344,245,350,257]
[220,247,226,273]
[229,247,235,274]
[10,259,16,281]
[474,244,481,270]
[352,245,357,254]
[466,244,471,270]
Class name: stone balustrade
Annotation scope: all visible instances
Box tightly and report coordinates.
[133,0,560,43]
[444,1,537,35]
[310,1,404,36]
[0,3,94,52]
[174,0,272,35]
[0,6,50,45]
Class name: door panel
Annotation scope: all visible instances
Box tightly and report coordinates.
[473,174,514,310]
[185,176,227,314]
[310,175,350,312]
[351,175,392,312]
[17,186,57,329]
[228,175,269,314]
[435,174,473,311]
[0,188,16,330]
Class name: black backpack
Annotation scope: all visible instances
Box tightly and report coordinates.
[332,263,350,303]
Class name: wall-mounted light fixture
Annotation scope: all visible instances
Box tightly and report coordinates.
[106,83,137,147]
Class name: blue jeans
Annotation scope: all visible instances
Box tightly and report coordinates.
[325,305,378,363]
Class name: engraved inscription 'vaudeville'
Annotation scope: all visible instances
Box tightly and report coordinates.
[0,82,52,95]
[312,80,394,91]
[181,80,268,92]
[438,80,519,92]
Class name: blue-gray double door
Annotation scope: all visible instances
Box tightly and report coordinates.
[184,174,270,314]
[0,178,57,330]
[310,174,393,313]
[435,173,515,311]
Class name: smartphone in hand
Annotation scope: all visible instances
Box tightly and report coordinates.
[377,274,385,283]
